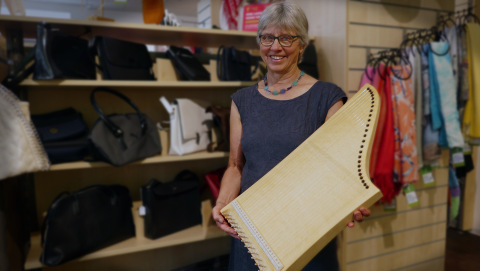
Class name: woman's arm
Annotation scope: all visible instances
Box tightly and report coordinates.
[212,101,244,239]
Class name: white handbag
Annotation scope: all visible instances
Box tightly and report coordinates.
[160,96,213,156]
[0,84,50,180]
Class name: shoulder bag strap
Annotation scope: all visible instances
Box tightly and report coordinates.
[90,87,147,137]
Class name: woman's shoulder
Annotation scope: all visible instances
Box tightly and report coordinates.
[309,80,347,103]
[231,84,257,100]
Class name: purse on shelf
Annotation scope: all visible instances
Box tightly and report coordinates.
[0,84,50,180]
[206,105,230,152]
[89,87,162,166]
[203,167,226,201]
[40,184,135,266]
[140,170,203,239]
[216,46,258,81]
[166,46,210,81]
[91,36,155,80]
[33,22,96,80]
[159,96,213,156]
[31,107,90,164]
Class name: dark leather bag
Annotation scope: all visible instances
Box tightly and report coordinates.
[31,107,90,164]
[216,46,258,81]
[89,87,161,166]
[141,170,202,239]
[92,36,155,80]
[166,46,210,81]
[33,22,96,80]
[40,185,135,266]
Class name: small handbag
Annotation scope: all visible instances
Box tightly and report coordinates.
[31,107,90,164]
[166,46,210,81]
[89,87,161,166]
[40,185,135,266]
[141,170,202,239]
[159,96,213,156]
[203,167,226,201]
[33,22,96,80]
[216,46,258,81]
[91,36,155,80]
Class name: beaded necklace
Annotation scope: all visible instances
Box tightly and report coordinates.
[263,71,305,95]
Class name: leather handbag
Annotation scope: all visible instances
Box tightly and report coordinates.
[206,105,230,152]
[141,170,202,239]
[33,22,96,80]
[216,46,258,81]
[92,36,155,80]
[166,46,210,81]
[40,185,135,266]
[203,167,226,201]
[159,96,213,156]
[31,107,90,164]
[89,87,161,166]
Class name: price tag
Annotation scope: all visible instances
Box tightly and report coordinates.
[403,184,419,207]
[451,147,465,168]
[420,166,435,187]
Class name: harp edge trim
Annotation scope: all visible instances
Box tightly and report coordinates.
[232,200,284,271]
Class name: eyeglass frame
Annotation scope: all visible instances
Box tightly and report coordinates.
[258,34,299,47]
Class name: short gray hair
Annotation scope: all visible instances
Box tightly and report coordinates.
[256,2,309,48]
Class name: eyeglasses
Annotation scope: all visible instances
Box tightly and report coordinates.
[258,34,299,47]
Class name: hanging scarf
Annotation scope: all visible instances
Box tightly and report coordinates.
[220,0,242,30]
[448,165,461,221]
[457,25,470,118]
[429,42,465,149]
[412,47,424,168]
[420,45,442,163]
[463,23,480,141]
[373,66,397,203]
[390,65,418,184]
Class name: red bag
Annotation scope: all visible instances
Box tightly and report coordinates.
[203,167,226,201]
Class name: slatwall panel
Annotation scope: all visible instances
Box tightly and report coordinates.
[346,0,454,95]
[341,1,454,270]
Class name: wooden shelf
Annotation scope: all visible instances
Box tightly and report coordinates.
[19,79,256,88]
[0,15,258,49]
[48,151,229,171]
[25,201,227,270]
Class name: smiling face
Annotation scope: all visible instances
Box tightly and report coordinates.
[259,25,305,75]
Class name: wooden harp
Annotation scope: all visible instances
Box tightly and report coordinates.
[221,84,383,270]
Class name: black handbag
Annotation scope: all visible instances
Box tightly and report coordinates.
[92,36,155,80]
[216,46,258,81]
[40,185,135,266]
[166,46,210,81]
[31,107,90,164]
[141,170,202,239]
[33,22,96,80]
[89,87,161,166]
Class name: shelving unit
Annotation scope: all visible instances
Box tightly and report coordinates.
[0,14,255,270]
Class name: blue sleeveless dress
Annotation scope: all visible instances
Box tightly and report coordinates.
[228,81,347,270]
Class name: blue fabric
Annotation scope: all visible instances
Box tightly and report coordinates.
[229,81,346,271]
[428,44,448,148]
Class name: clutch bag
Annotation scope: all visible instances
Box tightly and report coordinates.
[221,84,383,270]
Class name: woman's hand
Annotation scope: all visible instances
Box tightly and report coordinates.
[347,206,371,228]
[212,203,241,239]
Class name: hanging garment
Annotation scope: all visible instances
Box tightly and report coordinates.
[420,45,442,163]
[429,42,465,149]
[457,25,470,117]
[463,23,480,141]
[391,65,418,184]
[442,26,459,84]
[412,47,424,168]
[427,44,448,148]
[373,66,397,203]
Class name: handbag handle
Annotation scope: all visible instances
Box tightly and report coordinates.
[90,87,147,137]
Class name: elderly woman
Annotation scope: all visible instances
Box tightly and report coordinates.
[212,2,370,270]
